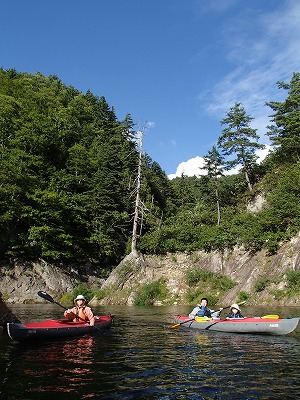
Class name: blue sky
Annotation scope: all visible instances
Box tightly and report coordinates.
[1,0,300,178]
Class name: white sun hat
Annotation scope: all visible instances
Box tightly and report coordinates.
[74,294,86,302]
[231,303,240,311]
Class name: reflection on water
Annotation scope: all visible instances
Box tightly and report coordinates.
[23,336,96,395]
[0,305,300,399]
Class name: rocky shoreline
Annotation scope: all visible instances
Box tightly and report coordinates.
[1,233,300,307]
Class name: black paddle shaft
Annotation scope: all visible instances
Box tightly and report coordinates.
[38,291,67,310]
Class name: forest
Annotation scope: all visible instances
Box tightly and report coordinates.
[0,68,299,272]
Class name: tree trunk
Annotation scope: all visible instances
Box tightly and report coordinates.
[131,131,143,257]
[244,169,253,192]
[216,187,221,225]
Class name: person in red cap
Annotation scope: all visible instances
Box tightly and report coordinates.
[64,294,95,326]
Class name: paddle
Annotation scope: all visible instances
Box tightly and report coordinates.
[168,300,246,329]
[167,318,195,329]
[38,290,68,310]
[38,290,88,323]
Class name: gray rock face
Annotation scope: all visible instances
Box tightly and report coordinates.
[1,233,300,306]
[0,259,77,303]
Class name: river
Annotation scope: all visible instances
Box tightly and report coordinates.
[0,304,299,399]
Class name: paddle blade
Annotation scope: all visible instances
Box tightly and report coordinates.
[168,323,180,329]
[37,291,55,303]
[168,318,195,329]
[261,314,280,319]
[195,316,212,322]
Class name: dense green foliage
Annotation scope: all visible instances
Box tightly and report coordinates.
[60,283,94,304]
[0,69,299,272]
[285,269,300,292]
[0,69,171,267]
[185,269,236,304]
[254,276,273,292]
[267,72,300,163]
[134,278,168,305]
[139,73,300,256]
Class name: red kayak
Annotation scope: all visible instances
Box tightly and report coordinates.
[7,315,113,342]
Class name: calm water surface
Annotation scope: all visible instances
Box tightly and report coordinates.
[0,304,300,399]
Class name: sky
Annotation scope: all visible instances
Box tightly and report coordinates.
[1,0,300,178]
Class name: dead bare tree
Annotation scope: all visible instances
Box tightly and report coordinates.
[131,128,143,257]
[130,122,152,257]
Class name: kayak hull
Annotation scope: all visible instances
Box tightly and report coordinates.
[7,315,113,342]
[173,316,299,336]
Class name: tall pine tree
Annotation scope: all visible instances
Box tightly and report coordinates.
[202,145,224,225]
[266,72,300,163]
[217,102,264,192]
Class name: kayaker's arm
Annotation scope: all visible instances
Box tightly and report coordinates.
[211,308,223,318]
[189,305,201,319]
[64,309,76,320]
[84,307,95,326]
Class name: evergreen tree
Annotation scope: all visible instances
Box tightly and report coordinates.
[202,145,225,225]
[0,94,20,148]
[0,69,146,264]
[266,72,300,163]
[217,102,265,192]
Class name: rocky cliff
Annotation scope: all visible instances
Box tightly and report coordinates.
[99,232,300,306]
[0,259,77,303]
[0,233,300,306]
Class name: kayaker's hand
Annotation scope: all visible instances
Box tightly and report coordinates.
[66,309,72,313]
[219,308,223,311]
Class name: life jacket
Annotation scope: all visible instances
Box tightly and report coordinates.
[229,312,243,319]
[196,306,211,318]
[73,306,88,322]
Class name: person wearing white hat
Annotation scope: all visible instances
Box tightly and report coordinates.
[226,303,244,319]
[64,294,95,326]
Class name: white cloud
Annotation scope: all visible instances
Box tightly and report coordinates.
[146,121,156,130]
[168,156,206,179]
[256,144,272,163]
[201,0,300,136]
[168,146,272,180]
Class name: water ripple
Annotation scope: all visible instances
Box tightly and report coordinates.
[1,305,299,399]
